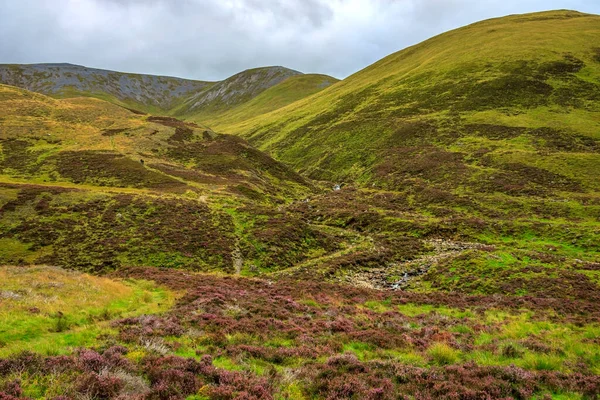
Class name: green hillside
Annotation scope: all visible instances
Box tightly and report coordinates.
[221,10,600,188]
[0,84,341,272]
[188,73,339,128]
[2,9,599,299]
[2,10,600,399]
[193,9,600,299]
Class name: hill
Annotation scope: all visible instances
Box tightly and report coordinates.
[173,66,303,117]
[1,10,600,399]
[196,10,600,302]
[0,84,345,273]
[0,63,210,114]
[1,10,598,298]
[0,64,338,119]
[220,10,600,192]
[184,73,339,127]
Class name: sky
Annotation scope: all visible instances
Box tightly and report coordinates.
[1,0,599,81]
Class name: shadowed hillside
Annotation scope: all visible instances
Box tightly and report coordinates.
[0,63,210,114]
[184,73,340,127]
[173,66,303,117]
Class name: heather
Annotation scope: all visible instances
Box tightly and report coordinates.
[0,8,599,400]
[2,266,599,399]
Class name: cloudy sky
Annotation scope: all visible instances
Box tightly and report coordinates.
[1,0,599,81]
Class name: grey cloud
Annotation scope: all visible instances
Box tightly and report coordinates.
[0,0,599,81]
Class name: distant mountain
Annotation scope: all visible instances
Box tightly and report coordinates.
[174,66,302,116]
[185,73,340,127]
[0,63,337,117]
[0,63,210,113]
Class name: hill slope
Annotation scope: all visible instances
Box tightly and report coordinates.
[0,64,337,119]
[190,73,340,128]
[221,10,600,193]
[185,10,599,298]
[2,12,600,398]
[0,84,342,272]
[173,66,302,117]
[0,63,211,113]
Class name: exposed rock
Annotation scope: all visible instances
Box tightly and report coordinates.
[346,239,489,291]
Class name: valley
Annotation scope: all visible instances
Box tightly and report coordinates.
[0,9,599,400]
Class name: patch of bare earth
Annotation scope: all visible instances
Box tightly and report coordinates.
[345,239,488,290]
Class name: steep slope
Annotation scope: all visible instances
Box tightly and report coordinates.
[205,10,600,300]
[223,10,600,192]
[192,73,339,128]
[172,66,303,118]
[0,63,211,113]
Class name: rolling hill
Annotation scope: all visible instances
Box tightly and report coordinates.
[1,9,598,304]
[1,9,600,400]
[0,84,341,273]
[218,10,600,192]
[201,9,600,302]
[1,9,598,302]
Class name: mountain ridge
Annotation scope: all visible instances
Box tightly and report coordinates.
[0,63,337,117]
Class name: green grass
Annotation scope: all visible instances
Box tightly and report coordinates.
[427,342,461,366]
[396,303,476,318]
[0,265,176,356]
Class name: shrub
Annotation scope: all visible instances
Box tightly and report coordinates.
[78,349,107,373]
[112,369,151,396]
[143,356,201,399]
[53,312,70,333]
[427,342,460,366]
[77,370,125,399]
[0,393,21,400]
[501,343,524,359]
[44,355,74,374]
[0,352,43,376]
[0,380,22,398]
